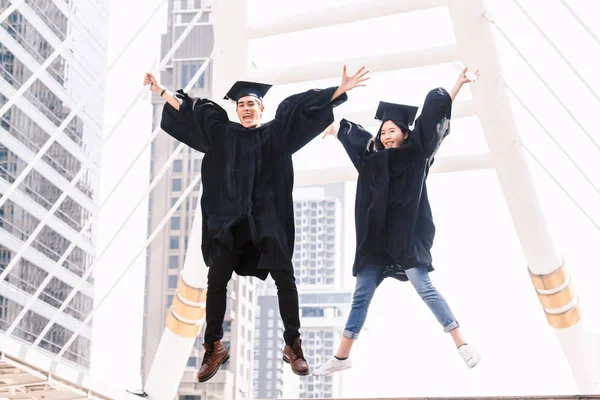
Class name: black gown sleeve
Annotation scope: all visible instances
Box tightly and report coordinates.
[415,87,452,159]
[160,89,229,153]
[274,86,348,154]
[336,119,375,171]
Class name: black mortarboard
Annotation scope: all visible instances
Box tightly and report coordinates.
[375,101,419,127]
[224,81,272,102]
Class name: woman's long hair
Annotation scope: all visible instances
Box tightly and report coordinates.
[374,120,412,151]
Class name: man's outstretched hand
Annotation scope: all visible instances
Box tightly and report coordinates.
[331,65,370,101]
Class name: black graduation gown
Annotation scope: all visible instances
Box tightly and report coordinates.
[160,87,347,280]
[337,87,451,281]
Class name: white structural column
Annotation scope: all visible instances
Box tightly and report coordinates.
[142,193,208,400]
[143,0,250,398]
[448,0,599,392]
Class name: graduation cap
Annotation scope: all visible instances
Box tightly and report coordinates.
[224,81,272,102]
[375,101,419,127]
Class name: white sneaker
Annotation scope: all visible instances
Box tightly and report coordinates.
[458,344,481,368]
[312,357,352,376]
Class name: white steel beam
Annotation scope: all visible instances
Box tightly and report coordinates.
[0,0,23,25]
[14,1,105,130]
[0,281,92,340]
[1,4,209,343]
[0,45,100,171]
[0,128,97,216]
[248,0,449,39]
[448,0,600,392]
[6,57,212,341]
[54,170,204,361]
[249,45,457,85]
[0,230,93,298]
[339,99,477,127]
[0,178,95,262]
[294,153,494,187]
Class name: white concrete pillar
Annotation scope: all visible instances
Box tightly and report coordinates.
[448,0,599,392]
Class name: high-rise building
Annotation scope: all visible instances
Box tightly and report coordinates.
[142,1,255,399]
[254,184,353,399]
[0,0,109,369]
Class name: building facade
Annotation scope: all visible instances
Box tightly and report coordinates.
[0,0,109,369]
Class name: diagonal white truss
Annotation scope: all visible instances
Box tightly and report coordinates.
[2,6,210,338]
[34,60,212,353]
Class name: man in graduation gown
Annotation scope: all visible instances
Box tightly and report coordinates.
[143,66,369,382]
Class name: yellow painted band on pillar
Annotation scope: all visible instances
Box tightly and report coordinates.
[176,277,206,303]
[172,293,206,321]
[544,303,581,329]
[166,310,201,338]
[536,281,576,309]
[529,260,567,291]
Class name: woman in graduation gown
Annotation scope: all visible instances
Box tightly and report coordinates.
[313,68,481,377]
[143,66,369,382]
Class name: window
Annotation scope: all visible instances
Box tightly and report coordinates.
[173,159,182,173]
[169,255,179,269]
[186,357,197,367]
[192,197,198,210]
[180,61,205,89]
[167,294,174,307]
[168,275,178,289]
[172,178,182,191]
[268,319,274,328]
[223,320,232,333]
[170,236,179,249]
[170,216,180,230]
[194,158,201,172]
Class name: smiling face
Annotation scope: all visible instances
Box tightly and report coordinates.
[236,95,264,128]
[379,120,409,149]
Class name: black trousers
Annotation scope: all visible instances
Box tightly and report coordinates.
[204,222,300,346]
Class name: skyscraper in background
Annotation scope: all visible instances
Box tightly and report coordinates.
[0,0,108,369]
[142,1,255,399]
[254,183,353,399]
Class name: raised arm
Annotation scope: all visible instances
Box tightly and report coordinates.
[323,120,374,171]
[416,67,480,158]
[145,72,228,153]
[415,87,452,159]
[276,66,370,154]
[449,67,480,102]
[145,72,181,110]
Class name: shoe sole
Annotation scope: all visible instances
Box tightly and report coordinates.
[198,354,230,383]
[467,355,481,369]
[282,356,310,376]
[312,364,352,377]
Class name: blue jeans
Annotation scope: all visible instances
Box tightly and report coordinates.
[343,264,459,339]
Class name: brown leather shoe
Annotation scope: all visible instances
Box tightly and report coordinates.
[283,337,309,376]
[197,341,230,383]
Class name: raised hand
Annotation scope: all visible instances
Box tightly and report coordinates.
[457,67,480,86]
[340,65,370,93]
[321,123,339,139]
[143,72,163,93]
[450,67,480,102]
